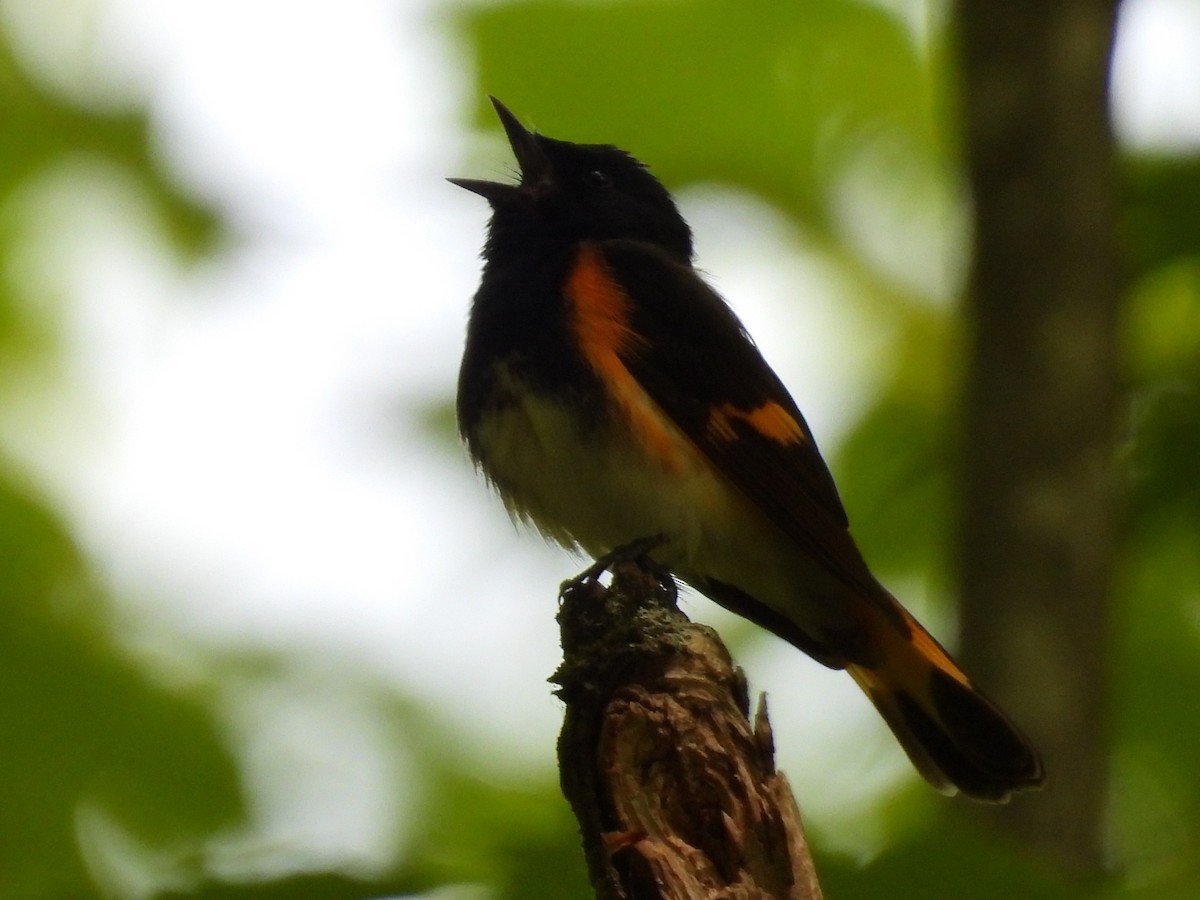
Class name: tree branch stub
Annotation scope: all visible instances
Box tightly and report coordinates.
[552,563,823,900]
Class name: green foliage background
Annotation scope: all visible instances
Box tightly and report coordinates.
[2,0,1199,897]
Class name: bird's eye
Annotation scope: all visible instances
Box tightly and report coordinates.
[584,169,612,188]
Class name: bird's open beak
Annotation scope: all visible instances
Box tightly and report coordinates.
[448,96,550,203]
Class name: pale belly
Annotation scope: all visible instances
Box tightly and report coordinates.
[470,387,848,637]
[473,389,721,559]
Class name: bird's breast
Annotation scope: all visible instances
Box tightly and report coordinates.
[470,362,727,563]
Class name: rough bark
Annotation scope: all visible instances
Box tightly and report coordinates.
[955,0,1122,872]
[553,563,822,900]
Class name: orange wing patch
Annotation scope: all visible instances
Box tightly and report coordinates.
[707,401,809,445]
[565,244,688,470]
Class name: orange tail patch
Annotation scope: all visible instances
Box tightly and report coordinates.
[848,606,1043,802]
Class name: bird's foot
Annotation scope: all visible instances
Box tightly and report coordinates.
[561,534,676,602]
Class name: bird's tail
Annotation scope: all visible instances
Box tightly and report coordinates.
[847,605,1044,803]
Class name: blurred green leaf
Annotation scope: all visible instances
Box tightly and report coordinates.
[834,307,954,579]
[816,808,1099,899]
[1122,158,1200,278]
[1,15,236,894]
[453,0,941,231]
[0,471,244,898]
[1111,521,1200,886]
[373,694,589,899]
[157,872,429,900]
[0,24,219,258]
[1125,260,1200,523]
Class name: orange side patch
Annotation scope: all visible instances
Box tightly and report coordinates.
[707,401,808,445]
[566,244,646,365]
[565,244,686,470]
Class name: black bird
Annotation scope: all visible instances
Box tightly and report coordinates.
[451,97,1043,801]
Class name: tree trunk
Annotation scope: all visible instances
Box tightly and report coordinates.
[954,0,1122,873]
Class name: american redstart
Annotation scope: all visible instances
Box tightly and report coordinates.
[451,97,1043,802]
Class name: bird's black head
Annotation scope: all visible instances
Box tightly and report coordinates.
[450,97,693,264]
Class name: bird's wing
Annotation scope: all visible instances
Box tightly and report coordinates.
[568,238,881,599]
